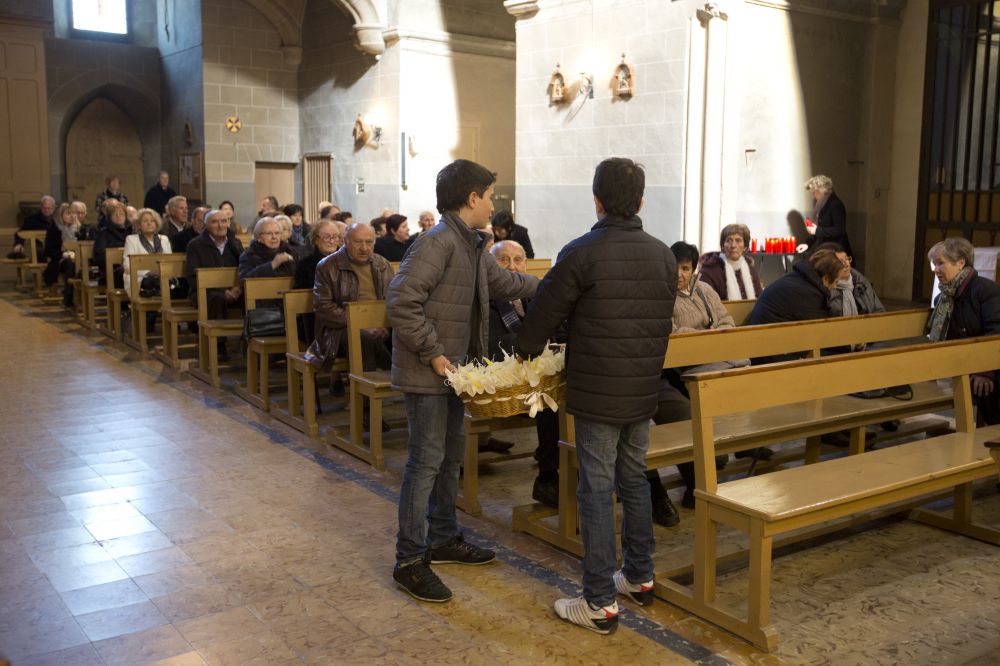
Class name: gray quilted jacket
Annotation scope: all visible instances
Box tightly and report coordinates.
[387,211,539,394]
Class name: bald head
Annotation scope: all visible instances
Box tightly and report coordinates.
[491,240,526,273]
[345,222,376,265]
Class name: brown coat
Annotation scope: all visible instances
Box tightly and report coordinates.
[672,282,735,334]
[305,246,394,370]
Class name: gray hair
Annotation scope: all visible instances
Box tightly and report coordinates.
[309,219,338,244]
[490,239,525,257]
[804,175,834,194]
[253,216,279,237]
[272,214,292,233]
[928,237,975,267]
[40,195,56,206]
[166,195,187,213]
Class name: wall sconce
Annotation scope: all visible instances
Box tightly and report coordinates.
[353,114,382,149]
[548,64,567,104]
[613,54,634,99]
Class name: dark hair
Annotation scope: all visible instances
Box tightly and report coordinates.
[436,159,496,213]
[491,209,514,232]
[219,200,236,212]
[333,211,353,222]
[592,158,644,218]
[370,217,386,233]
[282,203,304,217]
[808,248,844,285]
[319,205,334,220]
[385,214,408,235]
[263,195,279,209]
[670,241,700,266]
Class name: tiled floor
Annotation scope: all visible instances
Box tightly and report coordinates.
[2,292,1000,665]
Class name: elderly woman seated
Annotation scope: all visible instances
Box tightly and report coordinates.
[43,203,81,305]
[238,217,296,280]
[699,223,763,301]
[274,213,311,261]
[927,237,1000,424]
[647,242,742,525]
[123,208,172,299]
[294,220,344,290]
[93,200,133,287]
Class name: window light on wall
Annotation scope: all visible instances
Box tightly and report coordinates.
[71,0,128,35]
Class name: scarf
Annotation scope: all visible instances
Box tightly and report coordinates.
[723,255,756,301]
[837,273,858,317]
[138,233,163,254]
[927,265,973,341]
[811,192,830,223]
[57,221,79,244]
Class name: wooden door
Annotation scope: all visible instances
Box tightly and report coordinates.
[65,98,143,225]
[0,18,50,227]
[254,162,296,212]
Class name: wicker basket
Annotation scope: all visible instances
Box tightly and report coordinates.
[460,371,566,418]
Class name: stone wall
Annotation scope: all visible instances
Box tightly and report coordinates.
[202,0,300,218]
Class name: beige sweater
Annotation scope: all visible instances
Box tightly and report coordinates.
[672,283,735,334]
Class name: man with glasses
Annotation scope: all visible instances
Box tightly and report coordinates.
[306,222,394,374]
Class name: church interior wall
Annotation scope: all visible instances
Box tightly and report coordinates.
[202,0,300,219]
[299,0,400,223]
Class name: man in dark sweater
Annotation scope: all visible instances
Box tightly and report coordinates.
[517,158,676,635]
[185,208,245,360]
[143,171,176,215]
[13,195,56,256]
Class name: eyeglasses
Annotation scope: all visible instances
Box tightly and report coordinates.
[318,235,341,243]
[258,231,281,237]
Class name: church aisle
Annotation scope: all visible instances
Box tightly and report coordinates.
[0,297,715,665]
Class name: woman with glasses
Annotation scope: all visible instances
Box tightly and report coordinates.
[294,220,343,290]
[238,217,296,279]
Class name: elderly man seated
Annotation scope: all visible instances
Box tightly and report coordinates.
[185,208,246,360]
[12,195,56,258]
[488,240,560,506]
[306,222,395,421]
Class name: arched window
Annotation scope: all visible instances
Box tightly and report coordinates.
[70,0,128,37]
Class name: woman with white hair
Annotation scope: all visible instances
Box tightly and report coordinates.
[123,208,171,298]
[927,237,1000,424]
[238,217,296,280]
[274,213,310,261]
[804,174,852,257]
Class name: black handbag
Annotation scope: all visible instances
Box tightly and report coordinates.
[138,273,161,297]
[168,276,189,300]
[244,307,285,340]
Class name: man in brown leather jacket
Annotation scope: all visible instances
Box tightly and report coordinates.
[305,222,394,371]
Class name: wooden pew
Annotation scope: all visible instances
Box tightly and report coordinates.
[234,277,293,411]
[155,257,198,370]
[525,258,551,278]
[329,300,400,469]
[16,230,47,295]
[513,309,944,550]
[68,240,94,320]
[721,298,755,325]
[98,248,127,341]
[189,267,242,389]
[125,254,183,353]
[269,289,349,437]
[661,337,1000,651]
[0,226,28,289]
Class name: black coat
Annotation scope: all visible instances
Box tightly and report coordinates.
[143,185,176,214]
[14,212,52,248]
[294,248,327,290]
[748,259,831,326]
[942,272,1000,340]
[184,231,245,298]
[517,215,676,424]
[374,236,412,262]
[171,226,199,255]
[93,223,132,282]
[810,191,852,257]
[238,240,296,280]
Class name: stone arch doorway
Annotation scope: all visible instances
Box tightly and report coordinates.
[65,98,143,225]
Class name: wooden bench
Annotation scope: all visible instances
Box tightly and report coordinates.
[513,309,944,551]
[16,230,47,295]
[125,254,182,353]
[234,277,293,411]
[269,289,349,437]
[525,258,551,278]
[661,336,1000,651]
[329,300,400,469]
[189,267,243,390]
[98,248,127,341]
[0,226,28,289]
[155,257,198,370]
[68,240,94,320]
[721,298,755,325]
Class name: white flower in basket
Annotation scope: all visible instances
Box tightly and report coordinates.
[445,345,565,418]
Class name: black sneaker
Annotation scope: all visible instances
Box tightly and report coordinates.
[393,560,452,603]
[651,495,680,527]
[428,534,495,565]
[532,475,559,508]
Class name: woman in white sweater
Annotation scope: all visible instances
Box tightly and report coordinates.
[123,208,172,298]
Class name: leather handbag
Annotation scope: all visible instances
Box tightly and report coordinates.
[138,273,161,297]
[244,307,285,340]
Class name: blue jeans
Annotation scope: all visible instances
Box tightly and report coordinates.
[574,416,655,606]
[395,392,466,563]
